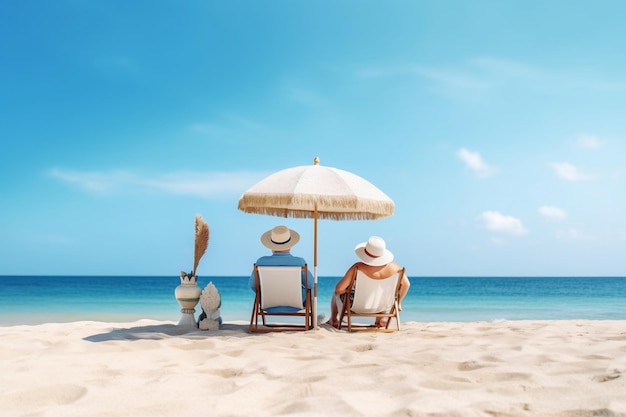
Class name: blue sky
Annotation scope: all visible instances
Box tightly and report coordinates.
[1,1,625,277]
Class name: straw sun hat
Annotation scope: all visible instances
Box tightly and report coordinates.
[354,236,394,266]
[260,225,301,250]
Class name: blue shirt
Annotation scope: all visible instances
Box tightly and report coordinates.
[249,252,314,291]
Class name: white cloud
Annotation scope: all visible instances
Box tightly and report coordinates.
[358,57,626,100]
[48,168,129,193]
[555,227,588,241]
[356,65,489,89]
[538,206,567,221]
[358,58,543,92]
[457,148,495,178]
[48,168,269,199]
[470,57,543,80]
[413,67,489,90]
[551,162,596,181]
[576,134,602,149]
[480,211,528,236]
[142,172,266,197]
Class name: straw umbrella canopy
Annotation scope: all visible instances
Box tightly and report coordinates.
[237,157,395,328]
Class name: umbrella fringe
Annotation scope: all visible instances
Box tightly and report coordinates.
[238,194,394,220]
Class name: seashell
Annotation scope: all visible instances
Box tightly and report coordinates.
[199,318,220,331]
[200,282,221,312]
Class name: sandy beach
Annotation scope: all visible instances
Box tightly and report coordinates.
[1,320,625,417]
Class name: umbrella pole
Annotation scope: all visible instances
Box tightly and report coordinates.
[313,207,318,329]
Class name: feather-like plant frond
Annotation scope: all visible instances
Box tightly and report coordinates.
[193,214,209,275]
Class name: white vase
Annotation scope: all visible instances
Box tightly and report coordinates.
[175,273,201,328]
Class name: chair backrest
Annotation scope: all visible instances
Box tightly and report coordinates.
[256,266,305,310]
[351,269,402,314]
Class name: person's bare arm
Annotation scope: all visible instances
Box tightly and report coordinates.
[334,264,357,295]
[397,271,410,310]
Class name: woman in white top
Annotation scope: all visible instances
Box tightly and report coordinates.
[328,236,410,328]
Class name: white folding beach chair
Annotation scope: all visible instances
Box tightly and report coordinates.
[338,267,405,332]
[249,264,312,333]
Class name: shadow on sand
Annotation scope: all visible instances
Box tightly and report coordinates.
[83,322,251,342]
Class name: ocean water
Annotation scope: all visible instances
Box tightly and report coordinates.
[1,276,625,326]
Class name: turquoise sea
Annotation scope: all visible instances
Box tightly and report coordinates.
[1,276,625,326]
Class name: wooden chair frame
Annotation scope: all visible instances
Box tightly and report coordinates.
[249,264,312,333]
[338,266,405,332]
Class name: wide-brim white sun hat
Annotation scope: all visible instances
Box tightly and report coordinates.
[354,236,394,266]
[260,225,301,250]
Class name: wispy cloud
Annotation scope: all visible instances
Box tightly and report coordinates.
[189,114,278,139]
[357,65,489,90]
[470,57,544,81]
[550,162,596,181]
[575,134,602,149]
[457,148,496,178]
[287,87,330,107]
[480,211,528,236]
[357,58,534,90]
[48,168,129,193]
[555,227,589,242]
[471,57,626,92]
[413,67,489,90]
[48,168,269,198]
[538,205,567,221]
[357,57,626,96]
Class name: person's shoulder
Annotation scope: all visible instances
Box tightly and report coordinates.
[290,254,308,262]
[255,255,274,264]
[351,262,366,272]
[388,261,403,269]
[389,262,407,276]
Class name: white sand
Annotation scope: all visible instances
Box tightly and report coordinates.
[1,320,625,417]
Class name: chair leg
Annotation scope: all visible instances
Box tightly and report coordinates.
[249,294,261,332]
[306,294,310,330]
[249,306,256,332]
[305,290,311,330]
[394,302,400,331]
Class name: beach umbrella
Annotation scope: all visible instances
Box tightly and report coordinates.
[237,157,395,328]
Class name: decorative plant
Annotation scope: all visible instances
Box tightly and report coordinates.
[192,214,209,276]
[181,214,209,280]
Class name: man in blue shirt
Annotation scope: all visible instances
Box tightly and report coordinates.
[249,225,314,294]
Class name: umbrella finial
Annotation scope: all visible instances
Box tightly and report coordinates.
[313,156,320,165]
